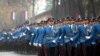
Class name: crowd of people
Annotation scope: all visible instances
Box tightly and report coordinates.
[0,17,100,56]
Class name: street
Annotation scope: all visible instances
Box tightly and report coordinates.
[0,51,37,56]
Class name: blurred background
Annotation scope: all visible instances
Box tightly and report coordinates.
[0,0,100,30]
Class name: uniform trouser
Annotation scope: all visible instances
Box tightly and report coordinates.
[43,45,50,56]
[81,43,88,56]
[55,46,59,56]
[32,46,38,54]
[37,46,45,56]
[49,47,56,56]
[66,43,73,56]
[59,45,66,56]
[75,45,83,56]
[91,44,97,56]
[86,45,92,56]
[43,46,58,56]
[96,41,100,56]
[75,43,87,56]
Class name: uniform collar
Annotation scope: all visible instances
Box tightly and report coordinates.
[84,24,88,27]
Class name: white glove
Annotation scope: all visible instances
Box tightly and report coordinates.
[26,26,30,30]
[10,32,13,35]
[70,38,73,41]
[86,36,91,39]
[3,32,7,34]
[59,36,61,39]
[33,43,35,46]
[31,33,34,36]
[20,34,23,37]
[23,33,26,36]
[12,36,17,39]
[60,43,63,46]
[0,37,3,40]
[52,40,56,43]
[39,44,42,47]
[29,42,31,46]
[92,42,96,45]
[7,37,10,39]
[33,43,38,47]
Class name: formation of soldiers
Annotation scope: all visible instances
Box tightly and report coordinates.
[0,17,100,56]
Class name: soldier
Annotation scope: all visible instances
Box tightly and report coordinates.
[78,17,90,56]
[43,18,57,56]
[56,18,67,56]
[63,17,79,56]
[70,19,80,56]
[16,25,29,53]
[35,21,45,56]
[33,23,40,47]
[63,17,73,56]
[28,23,38,53]
[49,19,63,56]
[73,18,81,56]
[0,30,7,50]
[0,31,3,50]
[6,30,13,51]
[93,18,100,56]
[47,19,57,56]
[2,30,8,50]
[75,18,84,56]
[11,27,24,52]
[85,19,95,56]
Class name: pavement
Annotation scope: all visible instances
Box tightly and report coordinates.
[0,51,37,56]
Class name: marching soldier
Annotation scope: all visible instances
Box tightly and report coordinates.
[85,19,95,56]
[28,24,38,53]
[2,30,8,50]
[35,21,45,56]
[43,18,57,56]
[75,18,84,56]
[70,19,80,56]
[78,17,90,56]
[0,31,3,50]
[93,18,100,56]
[64,17,79,56]
[57,18,67,56]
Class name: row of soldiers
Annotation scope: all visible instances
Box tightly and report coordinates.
[34,17,100,56]
[0,17,100,56]
[0,21,36,53]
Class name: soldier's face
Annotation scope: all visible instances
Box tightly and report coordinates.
[51,22,54,25]
[89,22,92,25]
[85,20,89,24]
[48,21,53,25]
[75,22,77,25]
[62,21,66,24]
[80,21,83,24]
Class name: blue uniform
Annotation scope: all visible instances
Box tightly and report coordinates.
[85,25,94,46]
[43,25,57,47]
[2,32,8,43]
[23,27,32,42]
[7,31,13,43]
[0,32,4,41]
[77,24,88,45]
[56,25,65,46]
[52,25,62,45]
[93,23,100,41]
[64,24,74,44]
[29,27,36,45]
[11,27,27,45]
[33,27,39,46]
[71,24,80,47]
[35,26,45,47]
